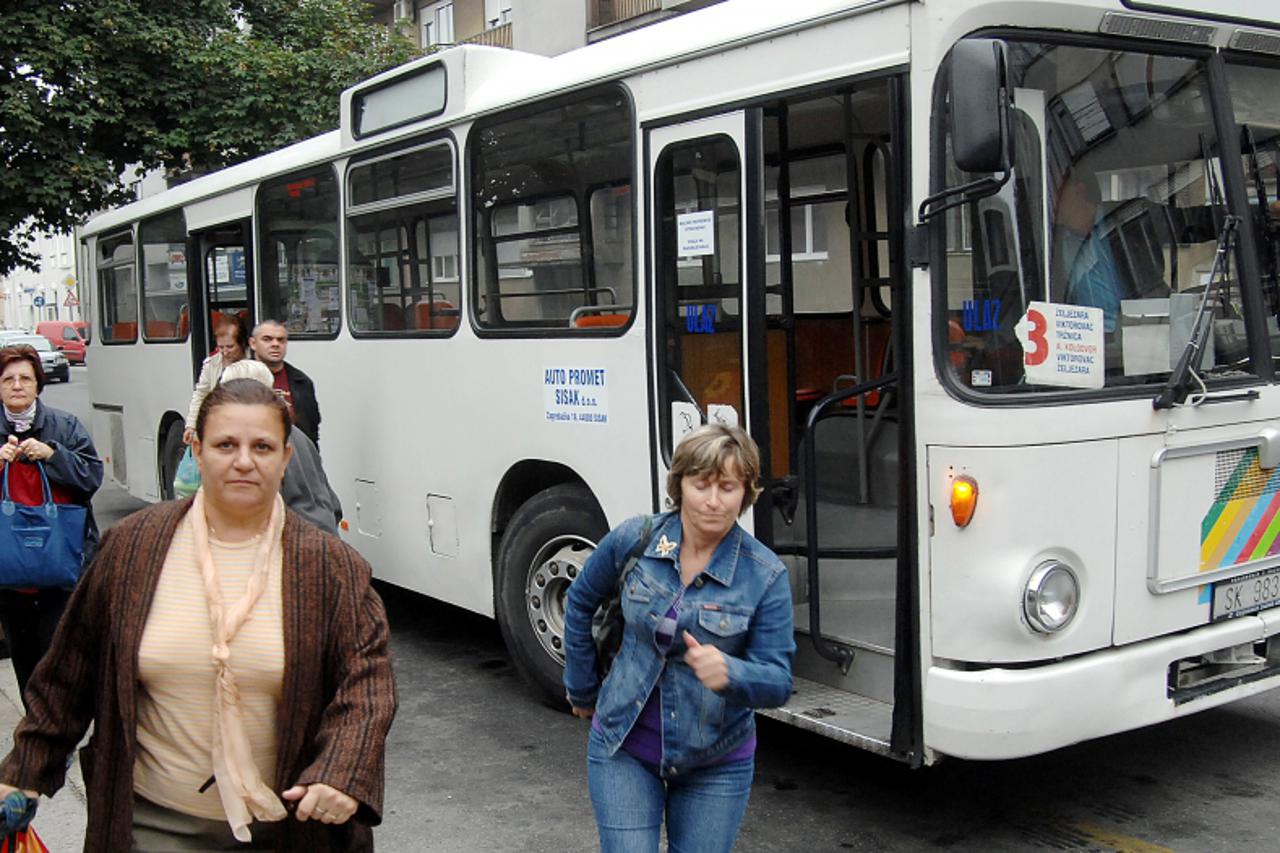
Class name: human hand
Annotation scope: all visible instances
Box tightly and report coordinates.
[0,436,17,464]
[0,782,40,801]
[571,705,595,720]
[682,631,729,691]
[281,782,357,824]
[16,439,53,462]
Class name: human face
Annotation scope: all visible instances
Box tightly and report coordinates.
[193,403,292,517]
[250,323,288,370]
[0,361,38,414]
[215,328,245,363]
[679,460,747,545]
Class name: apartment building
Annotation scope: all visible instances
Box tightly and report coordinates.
[369,0,723,55]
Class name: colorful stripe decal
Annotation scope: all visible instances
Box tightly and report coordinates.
[1201,450,1280,572]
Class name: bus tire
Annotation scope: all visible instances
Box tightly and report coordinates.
[159,421,185,501]
[495,484,608,708]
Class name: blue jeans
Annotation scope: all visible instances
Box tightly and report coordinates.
[586,727,753,853]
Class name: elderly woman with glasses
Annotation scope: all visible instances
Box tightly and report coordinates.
[0,345,102,706]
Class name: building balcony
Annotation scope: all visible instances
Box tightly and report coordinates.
[461,22,512,48]
[587,0,662,30]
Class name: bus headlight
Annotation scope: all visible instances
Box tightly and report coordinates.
[1023,561,1080,633]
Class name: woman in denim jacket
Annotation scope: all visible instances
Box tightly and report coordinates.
[564,424,794,852]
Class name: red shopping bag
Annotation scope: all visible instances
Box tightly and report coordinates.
[0,826,50,852]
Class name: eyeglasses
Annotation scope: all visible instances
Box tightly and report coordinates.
[0,376,35,387]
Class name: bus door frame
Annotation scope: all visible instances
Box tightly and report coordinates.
[646,110,770,537]
[186,219,255,381]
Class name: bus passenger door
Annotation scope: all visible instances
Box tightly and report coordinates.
[650,83,913,760]
[187,220,254,380]
[649,114,754,523]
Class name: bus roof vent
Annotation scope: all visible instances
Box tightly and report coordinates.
[1099,12,1217,45]
[1229,29,1280,56]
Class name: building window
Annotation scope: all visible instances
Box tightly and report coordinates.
[421,1,454,47]
[485,0,512,27]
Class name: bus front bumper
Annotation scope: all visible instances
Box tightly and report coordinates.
[924,609,1280,760]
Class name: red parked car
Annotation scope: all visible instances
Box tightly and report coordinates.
[36,321,87,364]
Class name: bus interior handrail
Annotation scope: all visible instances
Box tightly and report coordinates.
[802,372,898,673]
[568,303,634,324]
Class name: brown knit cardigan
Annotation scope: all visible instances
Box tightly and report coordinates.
[0,499,397,852]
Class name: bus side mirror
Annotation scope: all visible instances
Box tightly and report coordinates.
[949,39,1011,174]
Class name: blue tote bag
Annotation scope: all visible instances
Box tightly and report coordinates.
[0,461,87,588]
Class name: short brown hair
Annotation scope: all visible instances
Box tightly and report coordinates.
[665,424,763,515]
[214,313,249,351]
[0,346,45,392]
[195,378,292,442]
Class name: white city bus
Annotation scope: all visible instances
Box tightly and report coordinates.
[80,0,1280,765]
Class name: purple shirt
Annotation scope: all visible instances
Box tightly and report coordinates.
[595,593,756,766]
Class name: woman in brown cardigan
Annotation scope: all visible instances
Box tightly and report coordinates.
[0,379,396,851]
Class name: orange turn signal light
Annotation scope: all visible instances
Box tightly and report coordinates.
[950,475,979,528]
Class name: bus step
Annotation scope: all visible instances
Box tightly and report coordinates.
[793,604,895,702]
[759,676,894,757]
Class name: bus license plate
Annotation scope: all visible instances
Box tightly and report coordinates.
[1211,567,1280,621]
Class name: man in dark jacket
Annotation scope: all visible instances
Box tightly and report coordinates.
[250,320,322,448]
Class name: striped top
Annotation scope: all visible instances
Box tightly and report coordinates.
[134,514,284,820]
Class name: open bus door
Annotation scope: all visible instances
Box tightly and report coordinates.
[158,220,255,499]
[188,220,254,374]
[649,79,918,762]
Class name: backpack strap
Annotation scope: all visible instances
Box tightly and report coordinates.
[615,513,659,589]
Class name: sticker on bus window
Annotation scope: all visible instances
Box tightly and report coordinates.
[672,401,700,445]
[543,367,610,425]
[677,211,715,257]
[1014,301,1104,389]
[707,404,738,427]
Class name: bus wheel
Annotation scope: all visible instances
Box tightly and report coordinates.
[159,421,185,501]
[496,484,607,707]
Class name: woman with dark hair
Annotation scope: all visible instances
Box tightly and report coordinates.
[0,344,102,705]
[0,378,396,851]
[184,312,250,444]
[563,424,795,853]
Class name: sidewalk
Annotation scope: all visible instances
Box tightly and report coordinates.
[0,663,87,850]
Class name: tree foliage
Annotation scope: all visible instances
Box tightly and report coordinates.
[0,0,419,275]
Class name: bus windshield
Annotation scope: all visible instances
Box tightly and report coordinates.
[941,38,1280,396]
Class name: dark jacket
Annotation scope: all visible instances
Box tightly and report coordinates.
[283,425,342,535]
[0,500,397,852]
[0,400,103,567]
[283,362,321,448]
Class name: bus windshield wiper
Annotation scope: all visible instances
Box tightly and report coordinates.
[1153,214,1240,410]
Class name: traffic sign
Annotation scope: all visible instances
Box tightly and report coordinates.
[64,291,79,308]
[32,295,45,308]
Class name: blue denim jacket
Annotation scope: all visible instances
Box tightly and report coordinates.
[564,512,795,774]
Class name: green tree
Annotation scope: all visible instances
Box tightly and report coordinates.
[0,0,419,275]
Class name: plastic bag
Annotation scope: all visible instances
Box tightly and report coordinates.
[0,827,49,853]
[173,446,201,498]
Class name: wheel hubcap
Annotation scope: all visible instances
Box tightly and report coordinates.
[525,535,595,665]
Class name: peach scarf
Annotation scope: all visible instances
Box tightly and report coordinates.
[189,490,288,841]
